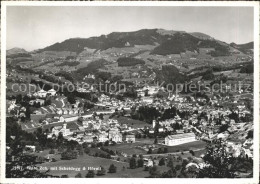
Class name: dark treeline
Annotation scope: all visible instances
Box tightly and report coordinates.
[55,61,80,67]
[7,53,32,59]
[73,59,108,80]
[54,71,74,82]
[155,65,187,86]
[117,57,145,67]
[240,63,253,73]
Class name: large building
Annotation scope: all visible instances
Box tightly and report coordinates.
[51,124,72,137]
[165,133,196,146]
[59,114,79,122]
[109,130,122,143]
[125,135,135,143]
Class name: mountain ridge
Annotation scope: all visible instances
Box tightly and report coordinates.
[37,28,231,56]
[8,29,253,56]
[6,47,28,55]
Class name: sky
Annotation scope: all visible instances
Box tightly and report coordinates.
[6,6,254,51]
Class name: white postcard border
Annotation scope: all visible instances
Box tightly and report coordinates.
[1,1,259,184]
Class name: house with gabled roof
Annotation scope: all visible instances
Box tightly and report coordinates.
[125,134,135,143]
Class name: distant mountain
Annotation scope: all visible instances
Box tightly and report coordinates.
[38,29,231,56]
[7,47,27,56]
[151,32,230,56]
[189,32,214,40]
[39,29,163,53]
[230,42,253,49]
[230,42,253,54]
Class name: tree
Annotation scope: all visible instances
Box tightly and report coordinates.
[99,113,104,120]
[186,164,198,178]
[78,145,84,156]
[75,173,82,178]
[161,169,175,178]
[175,165,181,171]
[84,101,94,109]
[67,94,76,104]
[35,127,47,148]
[157,148,162,154]
[122,166,126,171]
[96,71,111,81]
[129,157,137,169]
[16,94,22,104]
[104,140,109,146]
[189,150,195,156]
[182,159,189,168]
[57,132,64,144]
[49,149,55,154]
[61,150,78,160]
[84,147,90,154]
[154,137,158,144]
[147,148,152,154]
[137,158,144,168]
[96,166,106,176]
[202,68,215,80]
[108,164,117,173]
[85,170,95,178]
[5,121,51,178]
[167,158,174,168]
[159,158,165,166]
[197,140,236,178]
[149,166,161,178]
[25,106,31,119]
[164,147,168,153]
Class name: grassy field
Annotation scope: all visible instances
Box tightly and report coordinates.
[37,154,128,177]
[105,139,206,156]
[113,116,148,129]
[35,144,206,178]
[106,141,148,155]
[35,148,172,178]
[97,166,169,178]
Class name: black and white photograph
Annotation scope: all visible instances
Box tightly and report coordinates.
[0,1,259,183]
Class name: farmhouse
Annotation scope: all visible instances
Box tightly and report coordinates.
[36,89,47,98]
[29,99,45,106]
[24,145,36,153]
[141,97,153,104]
[47,89,57,96]
[98,133,109,142]
[165,133,196,146]
[83,135,93,143]
[125,135,135,143]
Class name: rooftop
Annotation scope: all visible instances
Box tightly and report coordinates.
[166,133,195,140]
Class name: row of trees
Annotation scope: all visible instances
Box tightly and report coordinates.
[129,155,144,169]
[74,164,117,178]
[117,57,145,67]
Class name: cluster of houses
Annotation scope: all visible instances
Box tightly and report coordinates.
[48,121,136,144]
[6,78,254,162]
[29,89,57,98]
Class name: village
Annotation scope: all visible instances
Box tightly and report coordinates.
[4,11,255,178]
[6,73,254,178]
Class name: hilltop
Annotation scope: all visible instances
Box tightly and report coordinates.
[6,28,253,85]
[37,28,232,57]
[189,32,214,40]
[230,42,253,54]
[6,47,28,56]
